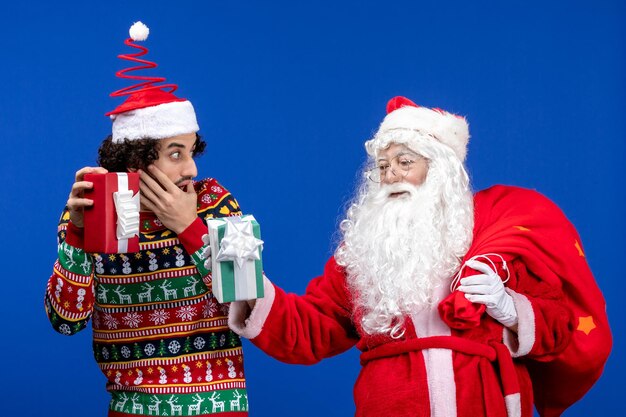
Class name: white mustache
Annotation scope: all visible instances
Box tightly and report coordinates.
[378,183,417,198]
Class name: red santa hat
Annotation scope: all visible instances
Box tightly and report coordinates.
[366,96,469,162]
[106,21,199,143]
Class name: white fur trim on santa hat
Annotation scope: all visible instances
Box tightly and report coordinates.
[110,100,199,142]
[367,106,469,161]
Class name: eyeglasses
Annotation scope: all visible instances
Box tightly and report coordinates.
[366,153,426,183]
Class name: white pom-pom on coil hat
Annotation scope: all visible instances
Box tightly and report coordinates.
[129,21,149,41]
[366,96,469,162]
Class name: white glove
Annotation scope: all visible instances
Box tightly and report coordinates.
[201,234,212,270]
[457,259,518,328]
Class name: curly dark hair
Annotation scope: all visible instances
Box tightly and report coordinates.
[97,133,206,172]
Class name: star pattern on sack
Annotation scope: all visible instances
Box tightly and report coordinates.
[574,240,585,257]
[577,315,596,335]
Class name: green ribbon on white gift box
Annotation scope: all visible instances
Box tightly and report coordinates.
[207,215,264,303]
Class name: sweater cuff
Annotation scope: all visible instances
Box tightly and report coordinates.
[503,289,535,358]
[228,276,275,339]
[65,221,85,249]
[177,217,206,255]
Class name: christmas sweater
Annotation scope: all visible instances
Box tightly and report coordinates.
[45,178,249,417]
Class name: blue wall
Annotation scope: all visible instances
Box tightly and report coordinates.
[1,1,622,415]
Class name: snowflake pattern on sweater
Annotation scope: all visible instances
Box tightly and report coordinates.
[45,178,250,416]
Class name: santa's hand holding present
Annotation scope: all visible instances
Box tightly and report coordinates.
[457,260,518,329]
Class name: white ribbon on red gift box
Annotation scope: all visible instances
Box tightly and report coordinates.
[112,173,140,253]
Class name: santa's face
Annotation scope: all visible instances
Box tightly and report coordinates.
[376,143,429,189]
[336,137,474,338]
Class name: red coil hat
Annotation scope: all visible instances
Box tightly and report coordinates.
[366,96,469,161]
[107,21,199,143]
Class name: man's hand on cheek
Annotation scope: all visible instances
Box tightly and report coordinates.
[139,165,198,234]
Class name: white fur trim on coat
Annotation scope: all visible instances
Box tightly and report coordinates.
[110,100,199,142]
[228,276,275,339]
[366,105,469,161]
[505,393,522,417]
[503,289,535,358]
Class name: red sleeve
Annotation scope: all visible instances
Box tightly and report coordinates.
[177,217,206,255]
[65,221,84,249]
[249,257,359,365]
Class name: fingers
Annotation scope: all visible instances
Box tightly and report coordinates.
[68,197,94,208]
[458,283,492,295]
[67,167,107,228]
[139,169,175,213]
[140,194,158,215]
[139,169,166,194]
[201,234,212,268]
[147,165,179,193]
[75,166,108,182]
[70,167,108,201]
[203,258,212,270]
[458,274,492,296]
[67,180,97,212]
[138,167,197,234]
[139,177,161,208]
[465,260,496,276]
[69,180,94,198]
[464,294,495,306]
[459,274,492,286]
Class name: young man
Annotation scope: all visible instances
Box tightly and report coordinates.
[226,97,611,417]
[45,22,249,416]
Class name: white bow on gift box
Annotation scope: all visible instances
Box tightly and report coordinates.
[113,190,140,240]
[111,173,140,253]
[215,218,264,268]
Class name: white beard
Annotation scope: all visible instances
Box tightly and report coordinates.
[335,161,474,338]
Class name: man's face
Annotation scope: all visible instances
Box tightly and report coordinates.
[377,143,429,190]
[151,133,199,189]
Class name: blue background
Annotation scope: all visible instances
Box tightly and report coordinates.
[0,1,623,415]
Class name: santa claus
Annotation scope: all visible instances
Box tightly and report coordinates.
[226,97,610,417]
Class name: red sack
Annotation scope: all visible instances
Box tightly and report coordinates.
[440,185,611,416]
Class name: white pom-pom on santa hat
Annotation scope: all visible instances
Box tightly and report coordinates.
[129,21,149,41]
[366,96,470,162]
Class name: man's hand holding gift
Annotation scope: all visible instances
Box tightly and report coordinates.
[67,166,109,228]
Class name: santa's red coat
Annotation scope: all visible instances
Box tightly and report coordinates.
[229,185,610,417]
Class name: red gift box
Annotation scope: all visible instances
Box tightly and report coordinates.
[83,172,140,254]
